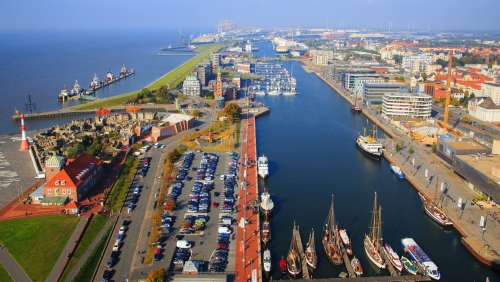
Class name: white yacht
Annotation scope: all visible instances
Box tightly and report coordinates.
[258,155,269,178]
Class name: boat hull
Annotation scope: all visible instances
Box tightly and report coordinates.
[364,237,386,269]
[424,204,453,227]
[351,106,362,113]
[322,240,343,266]
[390,165,405,179]
[355,139,382,160]
[401,257,418,275]
[383,244,403,272]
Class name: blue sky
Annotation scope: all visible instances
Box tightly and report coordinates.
[1,0,498,31]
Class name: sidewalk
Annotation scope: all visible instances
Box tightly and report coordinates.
[64,216,114,282]
[0,247,31,282]
[46,215,89,282]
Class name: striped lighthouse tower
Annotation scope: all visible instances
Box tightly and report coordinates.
[19,114,30,151]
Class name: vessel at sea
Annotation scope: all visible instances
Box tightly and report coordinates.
[322,195,343,266]
[261,215,271,245]
[258,155,269,178]
[364,192,386,269]
[338,228,352,256]
[401,238,440,280]
[390,164,405,179]
[351,256,363,276]
[401,256,418,275]
[263,249,272,277]
[260,188,274,216]
[356,125,384,160]
[286,229,302,277]
[305,229,317,269]
[383,243,403,272]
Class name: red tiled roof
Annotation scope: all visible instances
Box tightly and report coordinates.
[47,153,103,188]
[467,68,480,73]
[455,80,481,90]
[65,201,80,209]
[371,67,388,73]
[435,75,462,81]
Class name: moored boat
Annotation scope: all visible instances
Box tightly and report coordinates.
[258,155,269,178]
[58,85,69,100]
[70,80,83,96]
[364,192,386,269]
[383,243,403,272]
[305,229,317,269]
[401,256,418,275]
[419,168,453,227]
[322,195,343,266]
[105,67,113,82]
[356,125,384,160]
[390,164,405,179]
[279,256,287,275]
[401,238,440,280]
[261,216,271,245]
[351,256,363,276]
[286,229,301,277]
[260,188,274,216]
[263,249,271,277]
[338,228,352,256]
[90,73,100,88]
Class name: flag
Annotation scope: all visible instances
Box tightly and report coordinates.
[440,182,444,192]
[457,197,462,208]
[480,216,485,227]
[425,169,428,178]
[412,158,415,166]
[366,118,368,124]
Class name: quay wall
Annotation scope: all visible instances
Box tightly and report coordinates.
[309,62,500,271]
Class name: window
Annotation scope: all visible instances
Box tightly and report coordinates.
[69,196,74,201]
[61,180,66,185]
[67,190,71,194]
[47,189,51,194]
[55,180,60,185]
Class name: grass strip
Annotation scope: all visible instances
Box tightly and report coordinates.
[0,215,80,282]
[104,156,139,212]
[71,44,222,111]
[0,263,14,282]
[59,214,109,282]
[72,223,113,282]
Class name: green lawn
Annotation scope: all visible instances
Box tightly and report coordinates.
[105,156,139,212]
[59,214,109,282]
[71,44,222,111]
[0,215,80,282]
[0,263,14,282]
[72,223,113,282]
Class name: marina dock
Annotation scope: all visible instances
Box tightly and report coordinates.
[379,249,398,276]
[276,276,431,281]
[337,240,356,278]
[293,224,310,279]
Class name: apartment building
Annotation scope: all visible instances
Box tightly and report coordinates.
[382,92,432,119]
[402,54,432,72]
[361,82,408,105]
[481,83,500,106]
[182,74,201,96]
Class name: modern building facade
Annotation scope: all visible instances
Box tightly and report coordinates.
[361,82,408,105]
[151,114,195,142]
[382,92,432,119]
[194,61,212,87]
[210,52,221,67]
[402,54,433,71]
[481,83,500,106]
[341,70,377,89]
[182,74,201,96]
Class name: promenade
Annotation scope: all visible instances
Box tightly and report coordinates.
[235,114,262,282]
[306,61,500,270]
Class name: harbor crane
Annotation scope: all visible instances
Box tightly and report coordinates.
[178,26,186,45]
[440,51,461,138]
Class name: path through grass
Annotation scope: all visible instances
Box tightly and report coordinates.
[0,263,13,282]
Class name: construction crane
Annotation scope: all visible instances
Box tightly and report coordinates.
[178,26,185,45]
[441,51,461,138]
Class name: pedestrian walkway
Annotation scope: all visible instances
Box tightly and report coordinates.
[64,216,114,282]
[46,215,88,282]
[0,247,31,282]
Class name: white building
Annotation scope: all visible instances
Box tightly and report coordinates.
[382,92,432,119]
[354,78,385,98]
[468,97,500,122]
[312,55,328,65]
[361,82,408,105]
[402,54,433,72]
[182,74,201,96]
[480,83,500,106]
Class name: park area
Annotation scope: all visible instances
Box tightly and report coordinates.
[0,215,80,281]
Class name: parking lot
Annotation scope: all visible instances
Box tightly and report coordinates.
[152,150,241,274]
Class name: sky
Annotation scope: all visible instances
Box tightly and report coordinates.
[1,0,499,32]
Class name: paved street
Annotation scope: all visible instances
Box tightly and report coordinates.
[0,247,31,282]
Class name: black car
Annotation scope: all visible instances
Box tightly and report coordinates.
[157,236,167,244]
[215,253,227,260]
[174,235,184,241]
[180,229,194,234]
[210,267,224,273]
[176,253,190,260]
[110,250,118,258]
[215,248,229,253]
[214,192,220,197]
[102,270,110,280]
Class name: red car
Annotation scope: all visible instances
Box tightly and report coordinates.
[212,202,218,208]
[155,247,161,254]
[217,243,228,249]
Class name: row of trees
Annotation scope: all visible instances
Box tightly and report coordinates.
[128,86,175,104]
[435,53,500,69]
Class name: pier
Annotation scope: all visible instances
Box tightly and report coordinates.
[293,224,310,279]
[337,240,356,278]
[276,276,431,281]
[379,248,398,276]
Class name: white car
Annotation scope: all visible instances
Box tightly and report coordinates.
[220,174,225,181]
[134,187,140,194]
[119,226,126,235]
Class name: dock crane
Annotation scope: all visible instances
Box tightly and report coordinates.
[178,26,186,45]
[441,51,461,138]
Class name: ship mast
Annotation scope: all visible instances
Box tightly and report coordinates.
[434,165,440,204]
[376,206,383,252]
[370,192,378,244]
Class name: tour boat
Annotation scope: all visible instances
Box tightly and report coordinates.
[260,188,274,216]
[263,249,271,277]
[323,195,343,266]
[364,192,386,269]
[390,164,405,179]
[383,243,403,272]
[351,256,363,276]
[338,228,352,256]
[401,238,440,280]
[401,256,418,275]
[258,155,269,178]
[305,229,317,269]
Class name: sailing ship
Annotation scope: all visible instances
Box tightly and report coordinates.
[260,188,274,215]
[263,249,272,277]
[419,167,453,227]
[351,92,362,113]
[364,192,386,269]
[286,229,302,277]
[279,256,287,275]
[258,155,269,178]
[338,228,352,256]
[351,256,363,276]
[305,229,317,269]
[401,256,418,275]
[356,125,384,160]
[261,215,271,245]
[322,195,343,266]
[383,243,403,272]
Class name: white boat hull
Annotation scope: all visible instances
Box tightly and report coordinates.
[364,237,386,269]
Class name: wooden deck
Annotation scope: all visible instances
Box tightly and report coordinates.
[293,224,310,279]
[379,247,398,276]
[338,239,356,278]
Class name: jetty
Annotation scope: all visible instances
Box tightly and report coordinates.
[379,248,398,276]
[293,223,310,279]
[278,276,431,281]
[337,239,356,278]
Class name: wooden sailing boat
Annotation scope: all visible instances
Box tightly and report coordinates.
[322,195,343,266]
[261,214,271,245]
[287,227,301,277]
[364,192,386,269]
[351,256,363,276]
[351,91,362,113]
[420,166,453,226]
[305,228,317,269]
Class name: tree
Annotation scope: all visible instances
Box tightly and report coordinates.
[151,213,162,228]
[464,90,469,98]
[138,88,151,99]
[146,267,166,282]
[191,109,201,118]
[199,129,205,136]
[421,73,428,81]
[305,39,313,47]
[224,103,241,123]
[408,146,414,155]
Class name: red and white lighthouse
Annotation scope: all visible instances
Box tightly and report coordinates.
[19,114,30,151]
